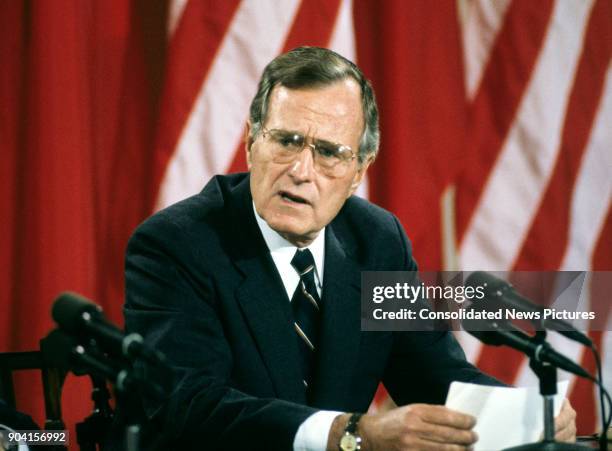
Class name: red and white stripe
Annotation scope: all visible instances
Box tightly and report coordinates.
[458,0,611,433]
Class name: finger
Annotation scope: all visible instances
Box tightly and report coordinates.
[414,422,478,446]
[418,405,477,429]
[555,423,577,443]
[554,401,576,433]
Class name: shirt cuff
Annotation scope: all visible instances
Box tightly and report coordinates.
[293,410,344,451]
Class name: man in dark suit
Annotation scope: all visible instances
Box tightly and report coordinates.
[124,47,576,450]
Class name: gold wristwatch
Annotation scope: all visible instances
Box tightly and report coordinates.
[339,413,363,451]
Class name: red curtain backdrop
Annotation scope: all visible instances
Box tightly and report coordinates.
[0,0,168,436]
[1,0,610,444]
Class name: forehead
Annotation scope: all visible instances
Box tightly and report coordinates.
[264,79,364,146]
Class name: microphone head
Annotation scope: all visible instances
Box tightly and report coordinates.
[41,328,109,377]
[52,291,102,333]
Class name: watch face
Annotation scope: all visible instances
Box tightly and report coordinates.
[340,434,358,451]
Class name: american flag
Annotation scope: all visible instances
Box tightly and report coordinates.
[1,0,610,443]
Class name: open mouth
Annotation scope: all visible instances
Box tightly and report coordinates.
[279,191,309,205]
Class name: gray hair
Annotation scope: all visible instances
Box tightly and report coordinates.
[248,46,380,163]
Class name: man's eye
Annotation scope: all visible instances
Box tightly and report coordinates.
[317,143,350,160]
[277,134,303,148]
[317,144,341,159]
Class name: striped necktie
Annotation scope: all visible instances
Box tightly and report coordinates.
[290,248,321,391]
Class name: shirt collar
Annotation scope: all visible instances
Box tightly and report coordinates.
[253,202,325,287]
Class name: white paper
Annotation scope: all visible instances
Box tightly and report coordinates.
[445,381,569,450]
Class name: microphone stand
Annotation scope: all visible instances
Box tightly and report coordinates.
[43,328,170,451]
[69,344,147,451]
[112,363,169,451]
[113,388,141,451]
[75,374,113,451]
[504,331,589,451]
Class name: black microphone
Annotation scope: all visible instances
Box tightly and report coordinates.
[52,292,164,365]
[42,329,165,397]
[465,271,592,346]
[466,327,591,379]
[43,329,121,380]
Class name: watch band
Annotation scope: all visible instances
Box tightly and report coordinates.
[346,413,363,434]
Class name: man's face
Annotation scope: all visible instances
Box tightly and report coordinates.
[247,79,371,247]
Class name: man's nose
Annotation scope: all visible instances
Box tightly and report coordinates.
[288,144,316,182]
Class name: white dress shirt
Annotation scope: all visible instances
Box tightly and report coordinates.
[253,204,343,451]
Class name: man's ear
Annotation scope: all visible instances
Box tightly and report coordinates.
[245,121,254,169]
[348,154,374,196]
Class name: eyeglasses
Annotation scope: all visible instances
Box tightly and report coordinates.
[260,127,356,177]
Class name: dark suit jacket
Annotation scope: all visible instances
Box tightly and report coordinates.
[124,172,499,450]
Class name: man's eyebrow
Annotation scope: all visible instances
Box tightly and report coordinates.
[272,128,302,135]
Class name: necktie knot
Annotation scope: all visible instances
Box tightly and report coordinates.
[291,248,315,277]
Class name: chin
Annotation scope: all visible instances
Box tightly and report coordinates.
[270,221,308,238]
[268,217,317,243]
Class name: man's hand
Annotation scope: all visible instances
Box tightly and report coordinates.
[328,404,477,451]
[554,399,577,443]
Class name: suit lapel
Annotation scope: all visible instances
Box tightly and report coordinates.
[310,225,362,409]
[228,178,306,404]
